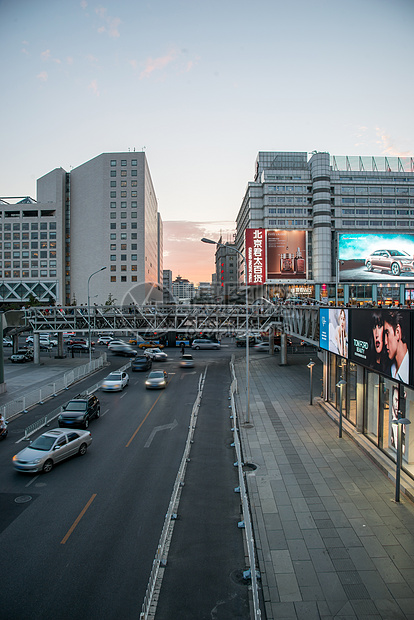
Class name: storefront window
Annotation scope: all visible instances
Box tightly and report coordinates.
[365,371,380,443]
[348,362,357,425]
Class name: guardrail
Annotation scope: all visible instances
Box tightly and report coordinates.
[22,357,130,440]
[1,353,107,423]
[140,370,206,620]
[230,356,262,619]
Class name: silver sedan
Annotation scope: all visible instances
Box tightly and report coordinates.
[101,371,129,391]
[145,370,168,389]
[13,428,92,473]
[145,347,168,361]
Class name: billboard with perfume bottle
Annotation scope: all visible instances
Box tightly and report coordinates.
[266,230,307,281]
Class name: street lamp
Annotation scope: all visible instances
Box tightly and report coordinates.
[392,417,411,502]
[307,360,315,405]
[201,237,250,424]
[87,267,106,363]
[335,379,346,438]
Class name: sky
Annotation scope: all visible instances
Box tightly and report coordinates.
[1,0,413,284]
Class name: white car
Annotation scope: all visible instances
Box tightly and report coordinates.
[145,347,168,361]
[107,340,128,349]
[13,428,92,473]
[97,336,114,345]
[101,371,129,391]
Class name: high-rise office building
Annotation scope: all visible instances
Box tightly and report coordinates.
[0,152,163,306]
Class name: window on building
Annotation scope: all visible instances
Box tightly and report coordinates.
[111,276,116,282]
[110,170,116,177]
[131,254,137,261]
[110,181,116,187]
[121,170,127,177]
[121,191,127,198]
[131,180,137,187]
[110,244,116,250]
[131,170,137,176]
[110,213,116,219]
[110,265,116,271]
[121,160,127,166]
[131,212,137,218]
[131,159,137,166]
[110,191,116,198]
[121,181,127,187]
[110,255,116,261]
[131,265,137,271]
[110,202,116,208]
[121,254,127,261]
[110,160,116,166]
[132,275,137,282]
[110,223,116,229]
[121,265,127,271]
[110,234,116,240]
[131,191,137,197]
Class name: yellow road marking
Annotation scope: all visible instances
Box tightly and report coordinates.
[61,494,97,545]
[126,392,163,448]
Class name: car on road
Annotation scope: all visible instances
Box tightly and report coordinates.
[10,349,33,363]
[145,369,168,389]
[109,344,137,357]
[97,336,114,345]
[3,338,12,347]
[191,339,221,350]
[13,428,92,473]
[254,341,271,352]
[131,354,152,371]
[67,343,91,353]
[101,371,129,391]
[107,340,128,349]
[365,249,414,276]
[145,347,168,361]
[180,354,195,368]
[58,394,100,429]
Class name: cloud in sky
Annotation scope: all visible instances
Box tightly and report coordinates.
[376,127,411,157]
[163,221,236,284]
[36,71,48,82]
[95,7,121,38]
[140,49,178,79]
[88,79,99,96]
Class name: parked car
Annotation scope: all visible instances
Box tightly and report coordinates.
[365,249,414,276]
[109,344,137,357]
[13,428,92,473]
[131,354,152,371]
[145,347,168,361]
[145,370,168,389]
[180,354,195,368]
[191,339,221,350]
[58,394,100,429]
[101,371,129,391]
[10,349,33,363]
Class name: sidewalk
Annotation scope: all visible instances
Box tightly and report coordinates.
[235,354,414,620]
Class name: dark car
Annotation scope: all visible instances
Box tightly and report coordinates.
[10,349,33,363]
[67,343,91,353]
[131,354,152,371]
[365,249,414,276]
[58,394,100,429]
[109,344,137,357]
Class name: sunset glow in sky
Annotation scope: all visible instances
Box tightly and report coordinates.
[1,0,413,284]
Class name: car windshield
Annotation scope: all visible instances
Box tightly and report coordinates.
[106,374,121,381]
[149,371,164,378]
[389,250,410,257]
[29,435,58,451]
[66,401,86,411]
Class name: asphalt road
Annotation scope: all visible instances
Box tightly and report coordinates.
[0,342,253,620]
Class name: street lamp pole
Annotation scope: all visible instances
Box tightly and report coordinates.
[307,360,315,405]
[201,238,250,424]
[336,379,346,438]
[87,267,106,363]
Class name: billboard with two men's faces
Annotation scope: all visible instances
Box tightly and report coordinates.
[320,307,412,386]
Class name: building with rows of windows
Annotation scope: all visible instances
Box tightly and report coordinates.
[0,152,163,306]
[235,151,414,305]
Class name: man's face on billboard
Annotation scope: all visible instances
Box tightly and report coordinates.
[373,323,383,354]
[384,321,399,360]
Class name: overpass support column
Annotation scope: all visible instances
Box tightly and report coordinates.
[33,333,40,365]
[280,333,288,366]
[56,333,65,358]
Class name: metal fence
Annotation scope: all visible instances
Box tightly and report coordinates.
[2,353,108,423]
[230,356,262,619]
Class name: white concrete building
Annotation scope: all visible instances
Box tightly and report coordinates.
[236,151,414,305]
[0,152,163,306]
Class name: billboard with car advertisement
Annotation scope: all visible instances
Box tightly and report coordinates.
[338,233,414,282]
[348,308,411,385]
[319,308,349,358]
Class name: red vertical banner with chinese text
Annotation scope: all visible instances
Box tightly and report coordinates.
[245,228,266,285]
